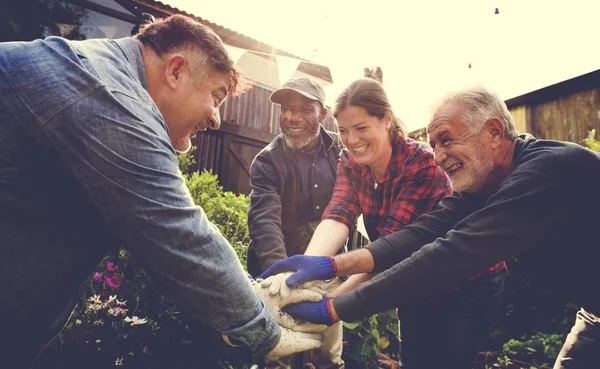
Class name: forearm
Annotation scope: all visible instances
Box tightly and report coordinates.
[304,219,349,256]
[367,193,484,272]
[330,273,374,297]
[332,248,375,276]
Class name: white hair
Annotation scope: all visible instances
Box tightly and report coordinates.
[437,87,518,140]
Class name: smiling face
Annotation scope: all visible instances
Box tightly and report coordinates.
[166,69,229,153]
[427,103,494,193]
[336,105,393,169]
[279,92,323,149]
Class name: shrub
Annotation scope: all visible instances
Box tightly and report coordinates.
[583,129,600,152]
[342,310,399,368]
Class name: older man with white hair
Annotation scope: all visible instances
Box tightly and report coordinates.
[263,87,600,369]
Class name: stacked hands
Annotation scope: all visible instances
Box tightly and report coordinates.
[254,255,339,359]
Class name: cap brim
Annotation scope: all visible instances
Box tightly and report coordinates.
[270,88,320,105]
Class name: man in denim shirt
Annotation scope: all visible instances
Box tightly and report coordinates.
[0,14,320,367]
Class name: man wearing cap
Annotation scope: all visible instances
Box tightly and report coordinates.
[247,77,344,368]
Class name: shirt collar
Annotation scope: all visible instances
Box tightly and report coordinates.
[113,37,149,91]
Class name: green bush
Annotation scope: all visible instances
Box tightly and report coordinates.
[501,332,564,368]
[184,170,250,269]
[584,129,600,152]
[342,310,399,368]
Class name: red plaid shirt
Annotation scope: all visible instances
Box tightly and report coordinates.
[323,138,506,278]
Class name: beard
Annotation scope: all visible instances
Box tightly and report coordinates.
[448,143,494,192]
[283,125,320,149]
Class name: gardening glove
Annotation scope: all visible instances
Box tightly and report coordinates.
[251,276,326,333]
[259,255,336,287]
[302,279,336,296]
[266,327,323,360]
[282,296,338,326]
[260,272,293,300]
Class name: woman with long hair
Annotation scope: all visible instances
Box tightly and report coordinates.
[303,78,506,368]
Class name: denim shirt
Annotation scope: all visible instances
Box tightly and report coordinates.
[0,37,279,359]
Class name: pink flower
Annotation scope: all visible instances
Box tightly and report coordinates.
[106,274,121,290]
[105,262,119,272]
[93,272,103,281]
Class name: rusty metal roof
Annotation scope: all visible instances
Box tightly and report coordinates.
[119,0,332,82]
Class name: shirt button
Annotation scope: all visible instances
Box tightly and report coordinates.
[314,184,318,188]
[312,163,315,167]
[316,205,320,210]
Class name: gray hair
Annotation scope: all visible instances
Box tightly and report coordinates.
[437,87,518,140]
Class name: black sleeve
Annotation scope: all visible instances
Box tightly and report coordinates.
[247,152,287,271]
[335,166,571,321]
[367,192,488,272]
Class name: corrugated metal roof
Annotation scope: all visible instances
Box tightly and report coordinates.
[119,0,332,82]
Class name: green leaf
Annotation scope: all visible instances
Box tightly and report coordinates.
[342,321,362,330]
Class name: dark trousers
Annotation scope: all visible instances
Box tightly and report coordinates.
[398,272,505,369]
[553,308,600,369]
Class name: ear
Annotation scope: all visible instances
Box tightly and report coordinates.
[385,109,393,129]
[484,117,505,148]
[164,54,187,90]
[319,106,329,123]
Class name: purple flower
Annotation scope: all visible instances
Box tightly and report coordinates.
[106,274,121,290]
[93,272,103,281]
[105,261,119,272]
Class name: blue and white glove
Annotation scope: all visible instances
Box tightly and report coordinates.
[281,296,337,326]
[259,255,337,287]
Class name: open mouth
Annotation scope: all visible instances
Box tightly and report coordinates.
[351,144,368,155]
[444,162,462,174]
[286,126,305,134]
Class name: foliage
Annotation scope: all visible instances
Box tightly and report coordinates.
[177,148,197,174]
[583,129,600,152]
[499,332,564,368]
[342,310,399,369]
[483,257,577,369]
[38,149,254,368]
[184,169,251,269]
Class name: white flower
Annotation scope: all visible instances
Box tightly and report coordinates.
[88,295,102,304]
[75,319,82,326]
[107,306,128,317]
[124,316,147,326]
[93,319,104,326]
[115,357,123,366]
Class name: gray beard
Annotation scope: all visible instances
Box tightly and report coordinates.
[450,144,494,192]
[284,128,320,150]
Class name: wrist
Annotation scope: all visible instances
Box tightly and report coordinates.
[325,297,340,324]
[327,256,337,279]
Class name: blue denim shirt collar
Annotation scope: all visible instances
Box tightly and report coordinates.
[113,37,148,91]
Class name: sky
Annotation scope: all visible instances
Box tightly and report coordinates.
[164,0,600,131]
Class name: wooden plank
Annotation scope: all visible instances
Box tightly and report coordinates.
[219,121,276,144]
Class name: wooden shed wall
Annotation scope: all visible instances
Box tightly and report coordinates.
[528,88,600,143]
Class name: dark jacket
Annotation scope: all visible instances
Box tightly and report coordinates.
[335,135,600,320]
[247,127,341,275]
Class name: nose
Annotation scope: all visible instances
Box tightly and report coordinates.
[208,109,221,130]
[346,130,359,145]
[433,146,447,167]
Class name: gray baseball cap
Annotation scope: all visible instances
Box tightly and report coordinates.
[270,77,326,107]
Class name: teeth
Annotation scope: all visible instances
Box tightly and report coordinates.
[288,127,304,132]
[445,163,461,172]
[353,145,368,153]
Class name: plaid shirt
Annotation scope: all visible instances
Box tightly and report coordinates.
[323,138,506,278]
